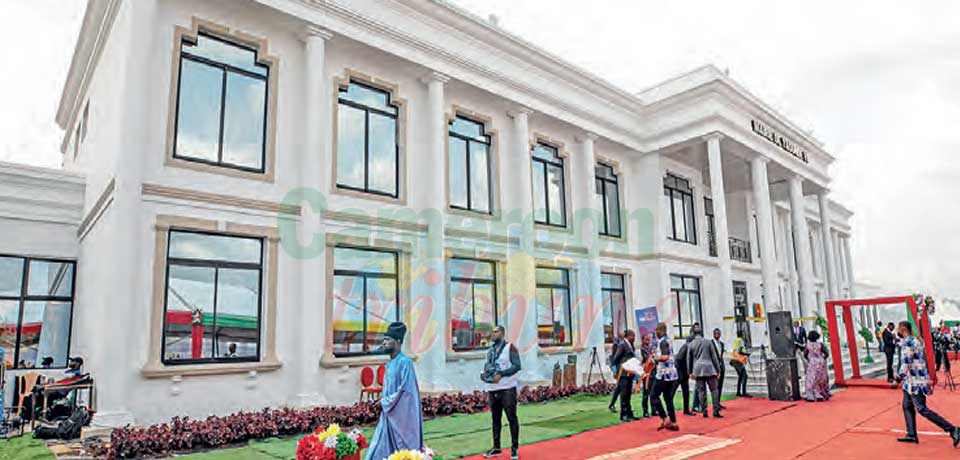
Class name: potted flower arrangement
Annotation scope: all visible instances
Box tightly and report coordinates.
[385,447,443,460]
[296,424,367,460]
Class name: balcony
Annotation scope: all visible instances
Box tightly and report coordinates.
[729,237,752,263]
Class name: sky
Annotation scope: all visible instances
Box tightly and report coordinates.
[1,1,959,307]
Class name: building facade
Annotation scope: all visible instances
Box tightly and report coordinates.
[1,0,858,425]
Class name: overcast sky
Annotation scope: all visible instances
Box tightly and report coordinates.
[2,1,959,305]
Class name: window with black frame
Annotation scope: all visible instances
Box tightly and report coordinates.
[535,267,572,347]
[162,231,263,364]
[664,173,697,244]
[601,272,626,344]
[670,274,702,338]
[704,197,717,257]
[173,33,269,172]
[531,143,567,227]
[449,116,493,214]
[0,257,75,370]
[595,163,621,238]
[331,247,400,357]
[449,258,497,351]
[336,80,400,197]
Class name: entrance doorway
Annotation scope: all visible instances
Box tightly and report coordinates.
[733,281,752,347]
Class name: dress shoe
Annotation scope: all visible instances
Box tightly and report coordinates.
[896,436,918,444]
[702,412,709,418]
[666,422,680,431]
[952,427,960,448]
[683,410,695,416]
[719,404,727,410]
[713,412,724,418]
[608,405,616,413]
[657,419,668,431]
[642,411,650,418]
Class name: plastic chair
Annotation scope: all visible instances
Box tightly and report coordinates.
[14,372,42,417]
[359,367,382,402]
[376,364,386,387]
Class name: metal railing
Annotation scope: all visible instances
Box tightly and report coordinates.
[729,237,753,263]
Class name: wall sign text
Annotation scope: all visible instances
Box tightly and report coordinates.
[750,119,808,163]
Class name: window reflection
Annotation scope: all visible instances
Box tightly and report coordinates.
[535,267,572,347]
[531,143,566,227]
[449,258,497,351]
[331,247,400,357]
[336,80,400,197]
[448,115,492,213]
[162,231,263,364]
[174,33,269,172]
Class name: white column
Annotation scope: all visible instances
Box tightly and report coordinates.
[832,230,847,296]
[574,134,604,352]
[750,157,780,311]
[817,193,839,301]
[297,26,332,406]
[417,71,449,388]
[789,175,816,318]
[783,210,800,313]
[707,134,734,313]
[506,109,539,379]
[842,236,856,298]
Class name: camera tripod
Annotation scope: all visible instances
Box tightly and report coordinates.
[586,346,606,384]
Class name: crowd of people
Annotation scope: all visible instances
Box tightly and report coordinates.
[362,316,958,460]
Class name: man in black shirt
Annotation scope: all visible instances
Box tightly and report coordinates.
[882,322,897,382]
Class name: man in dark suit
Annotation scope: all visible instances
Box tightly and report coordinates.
[675,329,694,415]
[688,328,723,418]
[712,328,727,402]
[610,330,638,422]
[882,322,897,382]
[794,321,808,351]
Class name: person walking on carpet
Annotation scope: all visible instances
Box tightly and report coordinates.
[365,323,424,460]
[650,323,680,432]
[894,321,960,447]
[610,329,638,422]
[802,330,830,402]
[687,327,723,418]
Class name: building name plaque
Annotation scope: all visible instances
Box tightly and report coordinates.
[750,119,808,163]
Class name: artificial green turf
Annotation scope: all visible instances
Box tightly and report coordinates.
[177,391,738,459]
[0,436,55,460]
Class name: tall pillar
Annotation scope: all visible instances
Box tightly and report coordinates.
[750,157,780,311]
[842,236,856,298]
[297,26,332,405]
[506,109,539,379]
[789,175,816,318]
[573,133,603,351]
[783,211,800,314]
[817,193,839,301]
[706,134,734,314]
[832,230,847,296]
[416,71,449,388]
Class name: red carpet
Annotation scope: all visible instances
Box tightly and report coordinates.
[466,358,960,460]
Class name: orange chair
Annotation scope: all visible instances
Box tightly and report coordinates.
[14,371,43,417]
[359,367,382,402]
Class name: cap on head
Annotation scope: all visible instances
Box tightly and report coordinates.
[385,322,407,343]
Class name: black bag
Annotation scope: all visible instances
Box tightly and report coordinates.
[32,406,90,440]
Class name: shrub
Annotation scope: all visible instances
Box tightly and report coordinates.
[107,381,614,459]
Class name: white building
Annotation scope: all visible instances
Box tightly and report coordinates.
[0,0,859,426]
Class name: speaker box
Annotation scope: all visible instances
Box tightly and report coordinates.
[766,357,801,401]
[768,311,796,358]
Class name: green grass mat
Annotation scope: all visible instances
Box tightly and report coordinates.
[0,436,55,460]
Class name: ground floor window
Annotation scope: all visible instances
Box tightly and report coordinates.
[162,231,263,364]
[331,246,400,357]
[601,272,627,344]
[449,258,497,351]
[670,274,702,338]
[0,256,75,370]
[535,266,572,347]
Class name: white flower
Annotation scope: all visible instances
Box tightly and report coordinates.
[323,435,339,449]
[347,429,362,441]
[424,447,436,457]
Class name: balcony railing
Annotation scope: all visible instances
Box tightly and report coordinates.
[729,237,753,263]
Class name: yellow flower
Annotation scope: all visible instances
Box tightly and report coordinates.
[317,424,341,442]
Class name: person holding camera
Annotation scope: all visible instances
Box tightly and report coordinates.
[482,326,521,460]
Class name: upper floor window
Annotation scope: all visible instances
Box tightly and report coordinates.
[600,272,627,344]
[664,173,697,244]
[532,143,567,227]
[595,163,621,237]
[0,257,75,370]
[535,266,572,347]
[337,81,400,198]
[670,274,702,339]
[449,258,497,351]
[162,231,263,364]
[704,198,717,257]
[331,246,400,357]
[449,116,492,214]
[173,33,269,172]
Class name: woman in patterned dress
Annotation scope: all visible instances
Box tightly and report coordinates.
[802,330,831,401]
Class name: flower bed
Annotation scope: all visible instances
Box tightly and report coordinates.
[108,381,614,459]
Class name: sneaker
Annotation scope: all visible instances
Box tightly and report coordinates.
[511,448,519,460]
[484,448,502,458]
[952,427,960,448]
[896,436,918,444]
[608,405,616,413]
